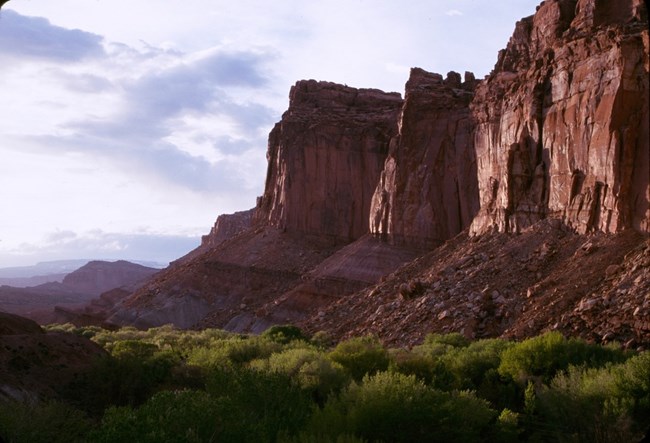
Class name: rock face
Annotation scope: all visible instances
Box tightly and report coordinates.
[469,0,649,235]
[369,68,479,247]
[201,208,254,249]
[255,80,403,241]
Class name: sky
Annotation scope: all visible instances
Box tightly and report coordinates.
[0,0,541,268]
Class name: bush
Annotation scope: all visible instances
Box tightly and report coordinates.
[441,338,512,390]
[187,336,282,369]
[0,400,91,443]
[328,336,389,382]
[498,331,626,383]
[263,325,309,344]
[69,345,181,414]
[308,371,496,443]
[252,347,347,403]
[90,390,221,443]
[206,366,314,441]
[389,348,440,384]
[533,365,639,442]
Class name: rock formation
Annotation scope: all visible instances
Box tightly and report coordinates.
[255,80,403,241]
[108,0,648,346]
[469,0,649,234]
[201,208,254,249]
[369,68,479,247]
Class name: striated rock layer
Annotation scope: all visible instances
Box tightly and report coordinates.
[469,0,649,235]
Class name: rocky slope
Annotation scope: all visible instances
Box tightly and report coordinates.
[302,221,650,349]
[109,0,648,346]
[0,312,105,402]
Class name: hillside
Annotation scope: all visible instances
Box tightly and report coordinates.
[0,260,159,324]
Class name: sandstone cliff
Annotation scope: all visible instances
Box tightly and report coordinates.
[369,69,479,247]
[469,0,649,235]
[201,208,254,249]
[255,80,403,241]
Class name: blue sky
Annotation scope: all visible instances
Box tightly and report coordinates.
[0,0,541,267]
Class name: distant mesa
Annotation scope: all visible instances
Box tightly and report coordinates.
[0,260,160,325]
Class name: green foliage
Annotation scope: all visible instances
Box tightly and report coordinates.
[12,326,649,442]
[423,332,470,348]
[310,331,335,349]
[252,347,348,403]
[441,338,512,390]
[0,400,91,443]
[263,324,309,344]
[90,390,221,443]
[498,331,626,383]
[188,336,282,369]
[206,366,314,441]
[328,336,389,382]
[389,348,441,384]
[68,343,181,415]
[309,371,496,443]
[529,353,650,442]
[496,408,521,443]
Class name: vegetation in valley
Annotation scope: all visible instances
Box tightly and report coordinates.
[0,324,648,442]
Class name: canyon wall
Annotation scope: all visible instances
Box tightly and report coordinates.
[469,0,649,234]
[254,80,403,241]
[369,68,479,247]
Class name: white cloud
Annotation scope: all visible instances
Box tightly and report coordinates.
[446,9,463,17]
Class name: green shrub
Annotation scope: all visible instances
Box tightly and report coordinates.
[389,348,440,384]
[253,347,348,403]
[206,366,314,441]
[91,390,234,443]
[188,336,282,369]
[263,325,309,344]
[309,371,496,443]
[498,331,626,383]
[423,332,470,348]
[328,336,389,382]
[0,400,91,443]
[533,365,638,442]
[441,338,512,390]
[68,346,181,414]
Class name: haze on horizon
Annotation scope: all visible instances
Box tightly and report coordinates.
[0,0,541,268]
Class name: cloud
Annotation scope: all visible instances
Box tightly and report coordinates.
[10,229,200,266]
[0,9,105,61]
[5,29,277,195]
[445,9,463,17]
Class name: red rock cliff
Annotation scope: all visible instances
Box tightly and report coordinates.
[255,80,403,241]
[369,69,479,247]
[469,0,649,234]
